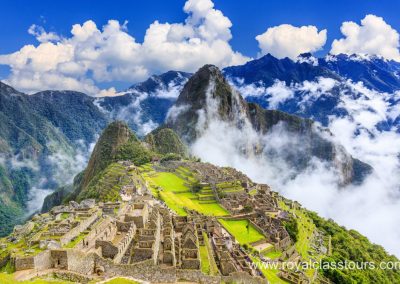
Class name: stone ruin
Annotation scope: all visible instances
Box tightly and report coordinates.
[0,161,318,284]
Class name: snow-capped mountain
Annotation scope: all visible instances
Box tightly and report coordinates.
[223,53,400,133]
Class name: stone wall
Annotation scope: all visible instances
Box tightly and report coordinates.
[12,248,269,284]
[96,240,118,259]
[177,269,221,284]
[60,211,100,246]
[50,250,68,269]
[114,223,136,263]
[0,254,10,269]
[67,249,95,275]
[14,256,34,271]
[34,250,51,271]
[52,271,93,284]
[76,217,113,250]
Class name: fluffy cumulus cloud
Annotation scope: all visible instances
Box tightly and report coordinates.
[331,14,400,61]
[255,24,327,59]
[0,0,249,95]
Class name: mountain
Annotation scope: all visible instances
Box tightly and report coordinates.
[28,90,108,143]
[94,71,191,135]
[223,53,400,132]
[144,127,188,157]
[42,121,186,210]
[1,121,399,284]
[167,65,372,185]
[319,53,400,93]
[223,53,341,86]
[0,71,191,235]
[0,82,81,236]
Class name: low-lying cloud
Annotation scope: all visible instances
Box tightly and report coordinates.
[190,78,400,257]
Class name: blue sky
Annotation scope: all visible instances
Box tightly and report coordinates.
[1,0,399,56]
[0,0,399,93]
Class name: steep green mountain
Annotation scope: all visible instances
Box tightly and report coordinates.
[28,90,108,143]
[63,121,154,202]
[0,82,109,236]
[145,127,188,157]
[167,65,372,185]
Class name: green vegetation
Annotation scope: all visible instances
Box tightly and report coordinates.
[203,232,219,276]
[0,273,74,284]
[199,245,211,274]
[283,217,299,242]
[64,231,88,248]
[308,210,400,284]
[264,250,282,260]
[218,219,265,245]
[77,163,132,202]
[145,127,187,157]
[250,256,288,284]
[278,201,315,259]
[145,171,228,216]
[114,136,153,166]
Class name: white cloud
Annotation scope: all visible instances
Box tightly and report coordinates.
[0,0,249,95]
[331,14,400,61]
[98,87,118,97]
[28,24,60,43]
[265,80,294,108]
[255,24,327,59]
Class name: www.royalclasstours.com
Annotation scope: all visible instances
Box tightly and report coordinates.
[251,260,400,270]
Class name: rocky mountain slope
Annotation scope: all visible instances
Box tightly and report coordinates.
[166,65,372,185]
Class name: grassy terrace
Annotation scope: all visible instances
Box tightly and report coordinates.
[138,163,291,283]
[218,219,265,245]
[143,165,228,216]
[81,163,131,202]
[278,200,318,279]
[0,273,74,284]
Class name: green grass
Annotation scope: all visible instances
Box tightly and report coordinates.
[250,256,288,284]
[278,200,317,279]
[64,232,88,248]
[278,200,315,260]
[199,246,210,274]
[218,219,265,245]
[203,232,219,276]
[264,250,282,260]
[146,172,228,216]
[0,273,73,284]
[149,172,189,193]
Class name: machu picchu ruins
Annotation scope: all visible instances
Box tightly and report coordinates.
[0,159,332,283]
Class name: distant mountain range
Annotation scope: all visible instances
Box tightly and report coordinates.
[1,53,399,236]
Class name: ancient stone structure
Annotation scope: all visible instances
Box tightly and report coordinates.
[0,161,317,283]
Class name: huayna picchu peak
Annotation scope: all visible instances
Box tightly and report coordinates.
[167,64,372,186]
